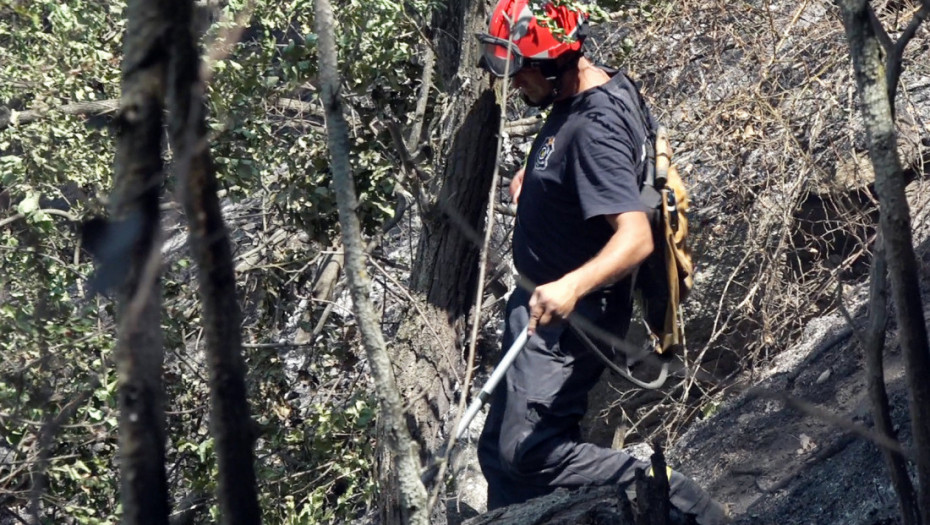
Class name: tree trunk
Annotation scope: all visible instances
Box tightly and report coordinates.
[315,0,431,524]
[411,88,501,315]
[839,2,930,521]
[393,0,500,458]
[164,1,261,523]
[365,1,501,520]
[863,235,920,525]
[112,0,171,522]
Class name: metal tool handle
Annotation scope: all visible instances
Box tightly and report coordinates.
[455,325,530,441]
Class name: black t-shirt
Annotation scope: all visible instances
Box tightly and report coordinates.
[513,72,651,288]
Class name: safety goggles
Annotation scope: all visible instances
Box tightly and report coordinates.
[476,33,525,78]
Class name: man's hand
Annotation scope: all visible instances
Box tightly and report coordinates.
[527,276,581,334]
[525,211,653,335]
[510,167,525,204]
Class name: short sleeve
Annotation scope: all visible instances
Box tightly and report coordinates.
[569,113,649,220]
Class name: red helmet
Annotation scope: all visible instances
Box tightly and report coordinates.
[478,0,588,77]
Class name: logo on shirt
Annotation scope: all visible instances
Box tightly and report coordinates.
[534,136,556,171]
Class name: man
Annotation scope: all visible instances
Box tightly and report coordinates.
[475,1,728,523]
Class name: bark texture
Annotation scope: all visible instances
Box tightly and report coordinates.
[863,235,920,525]
[315,0,430,524]
[839,2,930,521]
[414,0,499,316]
[392,0,500,459]
[164,0,261,523]
[112,0,171,522]
[411,89,500,314]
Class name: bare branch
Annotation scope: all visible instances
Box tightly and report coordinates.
[0,213,25,229]
[383,116,431,185]
[864,235,921,525]
[0,209,80,229]
[894,1,930,57]
[887,1,930,108]
[0,100,119,130]
[407,43,435,153]
[0,97,321,131]
[504,115,545,137]
[867,3,894,54]
[315,0,429,522]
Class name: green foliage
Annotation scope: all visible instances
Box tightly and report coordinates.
[0,229,121,521]
[0,1,122,181]
[205,0,438,241]
[254,393,378,523]
[2,3,124,518]
[532,0,610,40]
[700,399,721,420]
[2,0,433,521]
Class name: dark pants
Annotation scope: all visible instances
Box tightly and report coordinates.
[477,287,727,524]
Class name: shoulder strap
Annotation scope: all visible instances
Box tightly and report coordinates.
[619,72,659,192]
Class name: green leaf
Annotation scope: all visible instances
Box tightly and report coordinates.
[197,437,215,462]
[0,155,22,166]
[16,192,41,216]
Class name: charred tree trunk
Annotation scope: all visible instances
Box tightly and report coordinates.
[412,0,500,314]
[112,0,171,522]
[839,2,930,522]
[411,88,501,315]
[462,486,636,525]
[315,0,431,524]
[460,449,691,525]
[164,1,261,523]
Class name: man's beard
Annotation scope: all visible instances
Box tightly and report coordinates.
[520,79,557,108]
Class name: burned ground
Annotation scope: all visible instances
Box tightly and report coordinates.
[454,1,930,523]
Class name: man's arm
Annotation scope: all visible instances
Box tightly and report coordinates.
[510,167,525,204]
[527,210,653,334]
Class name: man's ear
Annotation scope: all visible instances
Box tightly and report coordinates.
[554,50,582,70]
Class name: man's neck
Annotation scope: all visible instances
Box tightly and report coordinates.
[555,57,610,101]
